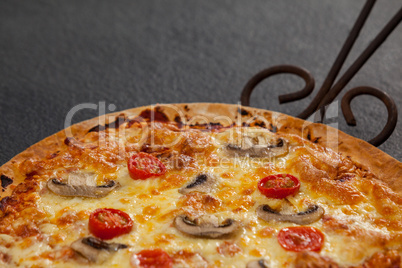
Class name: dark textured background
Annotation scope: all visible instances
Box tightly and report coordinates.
[0,0,401,165]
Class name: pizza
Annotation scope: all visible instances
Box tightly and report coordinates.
[0,103,401,268]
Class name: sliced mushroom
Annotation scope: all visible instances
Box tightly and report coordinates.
[225,134,288,158]
[71,236,128,263]
[174,214,239,238]
[179,173,217,194]
[246,259,270,268]
[47,178,119,198]
[257,204,325,225]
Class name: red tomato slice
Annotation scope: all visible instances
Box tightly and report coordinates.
[128,152,167,180]
[277,226,324,252]
[89,208,133,240]
[131,249,173,268]
[258,174,300,199]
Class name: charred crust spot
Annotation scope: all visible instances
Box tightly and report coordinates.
[238,108,251,116]
[187,122,226,131]
[125,119,136,128]
[336,174,355,182]
[267,138,284,149]
[87,114,127,133]
[278,139,284,147]
[0,196,11,212]
[26,171,38,177]
[105,114,127,129]
[140,143,151,153]
[269,124,277,133]
[208,122,224,130]
[174,115,184,128]
[313,137,321,143]
[64,137,73,146]
[307,131,312,141]
[139,107,169,122]
[87,125,106,133]
[306,131,320,143]
[47,151,60,159]
[209,122,222,127]
[1,175,13,191]
[184,105,190,112]
[174,115,182,123]
[252,120,266,128]
[63,137,84,148]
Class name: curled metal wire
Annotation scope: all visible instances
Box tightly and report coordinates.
[241,0,401,147]
[341,86,398,147]
[240,65,315,106]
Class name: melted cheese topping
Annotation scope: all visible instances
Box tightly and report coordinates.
[0,126,401,268]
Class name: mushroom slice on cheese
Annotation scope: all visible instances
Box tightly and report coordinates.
[71,236,128,263]
[179,173,217,194]
[174,214,239,238]
[256,204,325,225]
[246,259,270,268]
[47,171,119,198]
[225,130,288,158]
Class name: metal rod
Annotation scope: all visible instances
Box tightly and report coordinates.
[317,5,402,116]
[298,0,377,119]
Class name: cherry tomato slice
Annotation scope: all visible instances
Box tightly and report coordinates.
[258,174,300,199]
[277,226,324,252]
[89,208,133,240]
[131,249,173,268]
[128,152,167,180]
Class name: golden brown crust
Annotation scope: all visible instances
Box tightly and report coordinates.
[1,103,400,199]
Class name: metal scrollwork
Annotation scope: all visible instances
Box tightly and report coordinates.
[341,86,398,147]
[241,0,401,146]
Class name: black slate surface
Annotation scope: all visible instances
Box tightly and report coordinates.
[0,0,401,165]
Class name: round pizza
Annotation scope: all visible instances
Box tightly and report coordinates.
[0,103,401,268]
